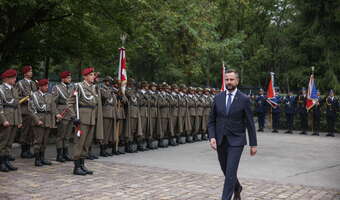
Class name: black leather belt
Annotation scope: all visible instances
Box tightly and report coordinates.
[79,105,96,109]
[3,105,18,109]
[37,111,50,113]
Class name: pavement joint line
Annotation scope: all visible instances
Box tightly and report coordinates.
[286,163,340,178]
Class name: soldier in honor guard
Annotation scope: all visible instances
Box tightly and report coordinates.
[16,65,37,159]
[254,89,267,132]
[67,67,104,175]
[178,84,192,144]
[186,87,197,143]
[52,71,74,162]
[115,87,128,154]
[271,90,282,133]
[283,91,296,134]
[169,84,181,145]
[124,79,142,153]
[166,84,178,146]
[99,76,117,156]
[147,82,160,149]
[201,88,212,140]
[311,91,322,136]
[297,88,308,135]
[194,87,205,141]
[0,69,22,172]
[137,81,151,151]
[157,82,172,147]
[28,79,58,167]
[325,90,338,137]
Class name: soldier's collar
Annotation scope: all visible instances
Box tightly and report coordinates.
[24,78,32,82]
[83,80,92,87]
[4,83,12,90]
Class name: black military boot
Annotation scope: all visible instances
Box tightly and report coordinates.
[88,147,98,159]
[4,155,17,171]
[8,155,15,161]
[100,145,108,157]
[0,156,9,172]
[105,145,112,156]
[56,148,65,162]
[73,160,87,176]
[326,133,335,137]
[26,145,34,158]
[34,152,43,167]
[112,145,119,155]
[40,152,52,165]
[80,158,93,175]
[20,144,28,158]
[63,148,73,161]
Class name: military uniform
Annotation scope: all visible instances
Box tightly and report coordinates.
[148,82,160,149]
[201,88,212,140]
[283,94,296,133]
[271,95,282,133]
[311,96,322,136]
[15,66,37,158]
[100,77,118,156]
[28,79,56,167]
[296,93,308,134]
[157,83,172,147]
[194,88,204,141]
[125,86,142,152]
[52,80,74,162]
[254,93,267,132]
[178,85,192,143]
[138,82,151,150]
[116,92,128,154]
[0,70,22,172]
[67,68,104,175]
[325,93,338,137]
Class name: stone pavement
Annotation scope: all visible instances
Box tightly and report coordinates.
[1,131,340,200]
[0,159,339,200]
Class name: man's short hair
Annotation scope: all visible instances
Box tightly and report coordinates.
[225,68,239,79]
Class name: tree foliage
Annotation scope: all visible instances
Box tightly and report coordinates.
[0,0,339,93]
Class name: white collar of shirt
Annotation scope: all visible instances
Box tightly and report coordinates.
[226,88,237,104]
[24,78,32,83]
[4,83,12,90]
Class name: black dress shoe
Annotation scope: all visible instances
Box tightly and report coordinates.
[299,131,307,135]
[233,186,242,200]
[312,132,319,136]
[326,133,335,137]
[4,156,17,171]
[272,130,278,133]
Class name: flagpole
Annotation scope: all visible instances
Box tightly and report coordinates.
[311,66,315,133]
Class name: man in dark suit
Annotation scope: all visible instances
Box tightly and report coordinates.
[208,69,257,200]
[284,91,296,134]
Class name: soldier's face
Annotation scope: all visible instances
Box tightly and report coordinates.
[84,72,95,83]
[4,77,17,85]
[40,84,48,93]
[63,76,72,84]
[225,72,239,91]
[25,70,33,78]
[151,86,156,91]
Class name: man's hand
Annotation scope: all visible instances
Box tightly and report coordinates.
[37,120,43,126]
[18,124,23,129]
[56,114,63,120]
[250,146,257,156]
[209,138,217,151]
[3,121,10,127]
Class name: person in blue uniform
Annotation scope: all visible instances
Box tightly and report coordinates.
[325,90,338,137]
[271,91,282,133]
[254,89,267,132]
[311,91,322,136]
[297,88,308,135]
[283,91,296,134]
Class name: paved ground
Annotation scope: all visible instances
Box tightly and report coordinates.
[1,130,340,200]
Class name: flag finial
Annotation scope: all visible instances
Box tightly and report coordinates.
[120,33,127,47]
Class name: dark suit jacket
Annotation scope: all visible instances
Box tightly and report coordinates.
[208,90,257,147]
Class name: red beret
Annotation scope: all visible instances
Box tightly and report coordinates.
[1,69,17,79]
[59,71,71,79]
[22,65,32,74]
[38,79,49,87]
[82,67,94,76]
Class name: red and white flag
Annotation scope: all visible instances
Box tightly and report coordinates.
[220,62,226,91]
[266,72,278,108]
[118,47,127,95]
